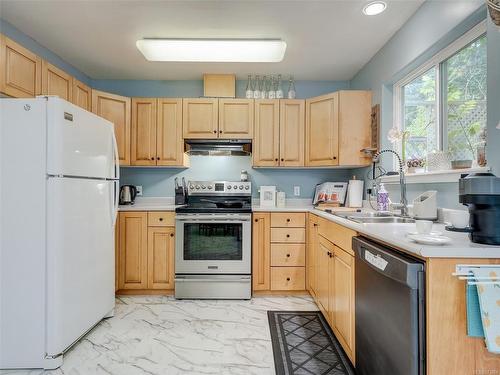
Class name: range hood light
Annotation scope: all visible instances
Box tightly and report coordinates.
[136,39,287,62]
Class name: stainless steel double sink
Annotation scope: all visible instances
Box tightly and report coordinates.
[333,211,415,224]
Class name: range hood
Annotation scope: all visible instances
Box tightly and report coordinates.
[185,139,252,156]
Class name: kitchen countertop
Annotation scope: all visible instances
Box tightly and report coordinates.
[120,197,500,258]
[118,197,183,212]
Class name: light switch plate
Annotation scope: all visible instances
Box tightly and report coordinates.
[136,185,143,196]
[294,186,300,196]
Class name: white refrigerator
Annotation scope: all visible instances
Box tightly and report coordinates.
[0,97,119,369]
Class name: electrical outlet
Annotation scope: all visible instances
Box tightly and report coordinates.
[294,186,300,196]
[136,185,143,196]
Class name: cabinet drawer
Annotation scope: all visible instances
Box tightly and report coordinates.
[148,211,175,227]
[318,217,355,255]
[271,212,306,228]
[271,244,305,266]
[271,267,305,290]
[271,228,305,243]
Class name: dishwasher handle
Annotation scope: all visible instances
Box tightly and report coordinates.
[353,236,424,289]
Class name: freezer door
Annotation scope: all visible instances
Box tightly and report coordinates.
[46,177,115,356]
[46,97,117,179]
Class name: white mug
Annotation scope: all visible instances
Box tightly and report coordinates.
[415,220,433,235]
[448,210,469,228]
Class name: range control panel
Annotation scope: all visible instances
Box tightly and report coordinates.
[187,181,251,195]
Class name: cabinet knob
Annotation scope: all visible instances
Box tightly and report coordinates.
[159,218,163,221]
[170,233,174,237]
[286,277,291,281]
[156,157,160,160]
[281,158,284,162]
[327,251,332,256]
[275,158,278,162]
[286,234,290,238]
[254,219,258,222]
[333,156,337,160]
[151,157,155,160]
[213,130,217,133]
[286,254,291,258]
[219,130,223,133]
[313,223,318,227]
[286,218,291,222]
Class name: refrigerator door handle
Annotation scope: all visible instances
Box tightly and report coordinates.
[112,133,120,181]
[112,180,119,227]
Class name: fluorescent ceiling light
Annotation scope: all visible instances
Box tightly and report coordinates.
[363,1,387,15]
[136,39,287,62]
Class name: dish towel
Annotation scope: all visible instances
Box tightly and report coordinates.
[466,283,484,337]
[471,268,500,354]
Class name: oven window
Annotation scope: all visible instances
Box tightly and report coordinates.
[183,223,242,260]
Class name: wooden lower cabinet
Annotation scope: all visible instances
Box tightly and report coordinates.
[147,226,175,289]
[311,214,356,363]
[117,211,175,293]
[252,213,271,291]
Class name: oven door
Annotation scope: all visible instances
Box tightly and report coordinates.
[175,213,251,274]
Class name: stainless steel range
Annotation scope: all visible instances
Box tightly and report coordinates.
[175,180,252,299]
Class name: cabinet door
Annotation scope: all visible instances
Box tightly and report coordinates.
[118,212,148,290]
[131,98,157,166]
[252,213,270,291]
[182,98,218,139]
[72,78,92,111]
[338,90,372,166]
[92,89,131,165]
[317,236,334,320]
[218,99,254,139]
[147,226,175,290]
[305,93,339,166]
[280,99,305,166]
[115,214,120,292]
[333,245,355,361]
[307,214,319,297]
[253,100,280,167]
[0,35,41,98]
[41,60,72,101]
[157,99,186,166]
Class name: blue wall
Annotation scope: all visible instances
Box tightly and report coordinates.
[91,79,349,99]
[0,19,91,85]
[120,156,353,199]
[350,2,492,209]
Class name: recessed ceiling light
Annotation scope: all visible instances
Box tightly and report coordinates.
[363,1,387,16]
[136,39,287,62]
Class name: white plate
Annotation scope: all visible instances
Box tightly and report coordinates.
[406,230,442,236]
[407,234,452,245]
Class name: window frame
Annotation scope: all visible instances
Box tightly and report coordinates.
[392,20,487,168]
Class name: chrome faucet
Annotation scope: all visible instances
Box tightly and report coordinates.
[373,149,409,217]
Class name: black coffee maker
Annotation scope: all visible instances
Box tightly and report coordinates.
[458,172,500,245]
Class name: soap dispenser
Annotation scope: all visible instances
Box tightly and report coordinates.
[377,183,389,211]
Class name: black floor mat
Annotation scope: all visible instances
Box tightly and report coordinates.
[268,311,356,375]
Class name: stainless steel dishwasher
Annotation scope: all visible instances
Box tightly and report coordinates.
[352,236,425,375]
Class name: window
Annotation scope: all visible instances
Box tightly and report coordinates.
[394,21,487,166]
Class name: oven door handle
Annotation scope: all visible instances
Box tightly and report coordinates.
[176,216,251,222]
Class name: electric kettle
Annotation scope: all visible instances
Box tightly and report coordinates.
[119,185,137,205]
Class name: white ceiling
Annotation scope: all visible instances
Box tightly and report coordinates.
[0,0,424,81]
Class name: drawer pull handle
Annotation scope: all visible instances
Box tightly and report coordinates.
[170,233,174,237]
[313,223,318,227]
[286,277,291,281]
[286,234,290,238]
[286,254,291,258]
[159,218,163,221]
[254,219,258,222]
[286,218,290,222]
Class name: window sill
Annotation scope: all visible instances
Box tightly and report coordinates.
[380,166,490,185]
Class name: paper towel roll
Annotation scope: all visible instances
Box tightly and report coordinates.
[347,179,364,208]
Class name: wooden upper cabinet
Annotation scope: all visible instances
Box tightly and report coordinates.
[252,213,271,291]
[72,78,91,111]
[218,99,254,139]
[280,99,305,167]
[157,99,186,166]
[147,226,175,290]
[131,98,157,166]
[41,60,72,101]
[0,34,41,98]
[253,100,280,167]
[182,98,218,139]
[338,90,372,166]
[305,92,339,166]
[118,212,148,290]
[92,89,131,166]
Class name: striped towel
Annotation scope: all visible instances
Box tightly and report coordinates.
[472,268,500,354]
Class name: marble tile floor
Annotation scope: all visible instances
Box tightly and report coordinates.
[1,295,318,375]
